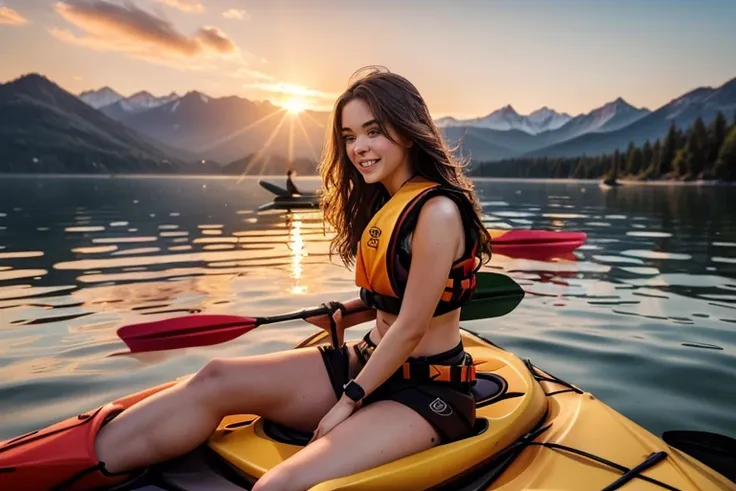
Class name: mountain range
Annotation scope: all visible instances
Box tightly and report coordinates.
[0,74,198,174]
[80,88,180,123]
[1,72,734,174]
[435,105,574,134]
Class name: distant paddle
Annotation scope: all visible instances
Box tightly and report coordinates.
[663,430,736,483]
[117,272,524,353]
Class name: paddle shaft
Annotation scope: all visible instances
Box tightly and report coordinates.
[118,272,524,352]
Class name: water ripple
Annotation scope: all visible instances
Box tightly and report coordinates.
[0,177,734,444]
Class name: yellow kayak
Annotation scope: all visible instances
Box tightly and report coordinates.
[206,329,735,491]
[1,328,734,491]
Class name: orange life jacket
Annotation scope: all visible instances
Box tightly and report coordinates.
[355,180,482,316]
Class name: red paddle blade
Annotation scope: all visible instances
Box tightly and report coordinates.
[117,314,258,353]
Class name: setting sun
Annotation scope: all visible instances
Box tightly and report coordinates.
[284,97,307,114]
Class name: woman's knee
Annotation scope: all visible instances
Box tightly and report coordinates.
[189,358,228,385]
[185,356,282,413]
[185,358,239,403]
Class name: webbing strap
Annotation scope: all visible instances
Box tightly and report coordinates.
[354,337,476,386]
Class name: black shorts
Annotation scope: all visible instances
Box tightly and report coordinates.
[317,332,477,443]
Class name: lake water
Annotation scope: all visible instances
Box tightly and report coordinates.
[0,176,734,443]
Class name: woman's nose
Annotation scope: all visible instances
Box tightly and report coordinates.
[353,135,369,154]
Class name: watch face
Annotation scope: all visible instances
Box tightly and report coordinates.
[344,380,364,401]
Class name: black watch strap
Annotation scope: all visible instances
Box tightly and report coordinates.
[343,379,365,403]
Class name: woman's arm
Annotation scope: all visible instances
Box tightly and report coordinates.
[348,195,464,400]
[339,297,377,329]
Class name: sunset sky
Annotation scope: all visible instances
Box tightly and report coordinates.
[1,0,735,118]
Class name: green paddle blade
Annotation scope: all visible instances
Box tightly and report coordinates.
[459,272,525,321]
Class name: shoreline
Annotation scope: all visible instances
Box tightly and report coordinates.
[0,173,733,186]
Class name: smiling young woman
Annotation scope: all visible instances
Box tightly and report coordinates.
[23,66,492,491]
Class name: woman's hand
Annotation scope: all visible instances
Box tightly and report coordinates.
[309,397,359,444]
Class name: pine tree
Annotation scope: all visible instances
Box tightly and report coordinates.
[573,157,586,178]
[672,147,688,177]
[693,117,708,151]
[624,142,636,176]
[715,126,736,181]
[708,111,728,166]
[630,147,645,177]
[609,149,620,181]
[658,122,678,176]
[642,139,660,179]
[684,129,706,178]
[553,158,564,178]
[676,126,687,149]
[642,140,653,174]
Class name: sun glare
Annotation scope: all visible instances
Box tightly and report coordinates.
[284,97,307,114]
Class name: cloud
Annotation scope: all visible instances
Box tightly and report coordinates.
[0,6,29,25]
[196,26,236,53]
[51,1,241,69]
[233,67,274,81]
[223,8,249,20]
[156,0,204,14]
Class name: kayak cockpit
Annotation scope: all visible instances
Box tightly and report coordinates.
[205,329,548,490]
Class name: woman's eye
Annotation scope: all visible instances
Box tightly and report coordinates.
[368,128,380,136]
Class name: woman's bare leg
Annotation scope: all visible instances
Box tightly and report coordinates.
[95,347,339,473]
[251,400,441,491]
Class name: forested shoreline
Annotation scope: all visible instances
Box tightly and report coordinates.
[469,111,736,183]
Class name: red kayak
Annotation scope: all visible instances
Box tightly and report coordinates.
[487,229,586,256]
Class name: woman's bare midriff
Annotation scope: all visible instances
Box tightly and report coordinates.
[367,309,463,358]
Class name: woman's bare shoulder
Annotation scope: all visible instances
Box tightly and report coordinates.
[411,194,464,256]
[417,194,464,229]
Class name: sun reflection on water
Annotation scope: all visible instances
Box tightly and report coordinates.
[287,212,308,294]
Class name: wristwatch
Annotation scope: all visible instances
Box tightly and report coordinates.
[343,379,365,403]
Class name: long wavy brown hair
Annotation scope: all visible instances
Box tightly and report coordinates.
[318,66,492,268]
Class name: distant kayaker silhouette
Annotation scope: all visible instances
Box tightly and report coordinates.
[286,168,301,196]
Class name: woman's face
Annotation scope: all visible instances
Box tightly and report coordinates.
[340,98,412,190]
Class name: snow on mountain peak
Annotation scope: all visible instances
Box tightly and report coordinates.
[125,91,180,111]
[78,86,181,114]
[527,106,572,131]
[179,90,212,104]
[529,106,554,118]
[436,104,572,134]
[78,87,123,109]
[498,104,518,115]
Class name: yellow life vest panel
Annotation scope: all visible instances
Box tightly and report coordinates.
[355,180,482,316]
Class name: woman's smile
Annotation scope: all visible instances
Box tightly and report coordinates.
[358,158,380,170]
